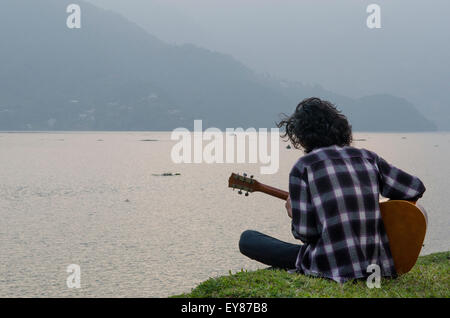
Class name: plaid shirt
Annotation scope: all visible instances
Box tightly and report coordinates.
[289,145,426,283]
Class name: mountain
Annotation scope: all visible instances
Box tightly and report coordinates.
[271,80,437,132]
[84,0,450,130]
[0,0,437,131]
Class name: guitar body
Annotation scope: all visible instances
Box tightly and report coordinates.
[379,200,427,274]
[228,173,428,275]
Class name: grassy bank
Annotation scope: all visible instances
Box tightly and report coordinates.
[175,251,449,298]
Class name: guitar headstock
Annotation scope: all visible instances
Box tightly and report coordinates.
[228,172,260,196]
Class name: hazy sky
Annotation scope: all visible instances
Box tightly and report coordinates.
[85,0,450,127]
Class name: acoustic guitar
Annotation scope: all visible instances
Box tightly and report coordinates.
[228,172,428,275]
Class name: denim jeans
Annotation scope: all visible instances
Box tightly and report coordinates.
[238,230,301,270]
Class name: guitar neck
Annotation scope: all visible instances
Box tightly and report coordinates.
[257,183,289,201]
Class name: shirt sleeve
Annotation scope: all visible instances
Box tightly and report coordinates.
[376,155,426,201]
[289,166,319,243]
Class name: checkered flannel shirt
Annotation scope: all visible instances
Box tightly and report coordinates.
[289,145,426,283]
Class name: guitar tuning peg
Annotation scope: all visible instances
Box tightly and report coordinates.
[243,173,247,177]
[238,190,243,195]
[250,175,254,179]
[245,192,249,196]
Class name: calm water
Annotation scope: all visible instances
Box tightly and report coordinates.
[0,132,449,297]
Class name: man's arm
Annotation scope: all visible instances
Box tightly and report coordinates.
[289,167,319,243]
[285,195,293,219]
[376,155,426,201]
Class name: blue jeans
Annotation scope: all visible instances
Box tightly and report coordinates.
[238,230,301,270]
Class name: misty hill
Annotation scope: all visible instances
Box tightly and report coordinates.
[0,0,437,131]
[273,80,437,132]
[85,0,450,130]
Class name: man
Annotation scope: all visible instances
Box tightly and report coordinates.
[239,97,426,283]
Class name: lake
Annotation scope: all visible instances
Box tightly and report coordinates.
[0,132,449,297]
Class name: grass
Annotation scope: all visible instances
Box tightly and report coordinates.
[174,251,450,298]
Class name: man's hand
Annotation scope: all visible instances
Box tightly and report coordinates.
[285,195,292,219]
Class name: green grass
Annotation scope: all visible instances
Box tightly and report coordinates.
[174,251,450,298]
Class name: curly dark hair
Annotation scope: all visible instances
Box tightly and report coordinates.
[277,97,352,153]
